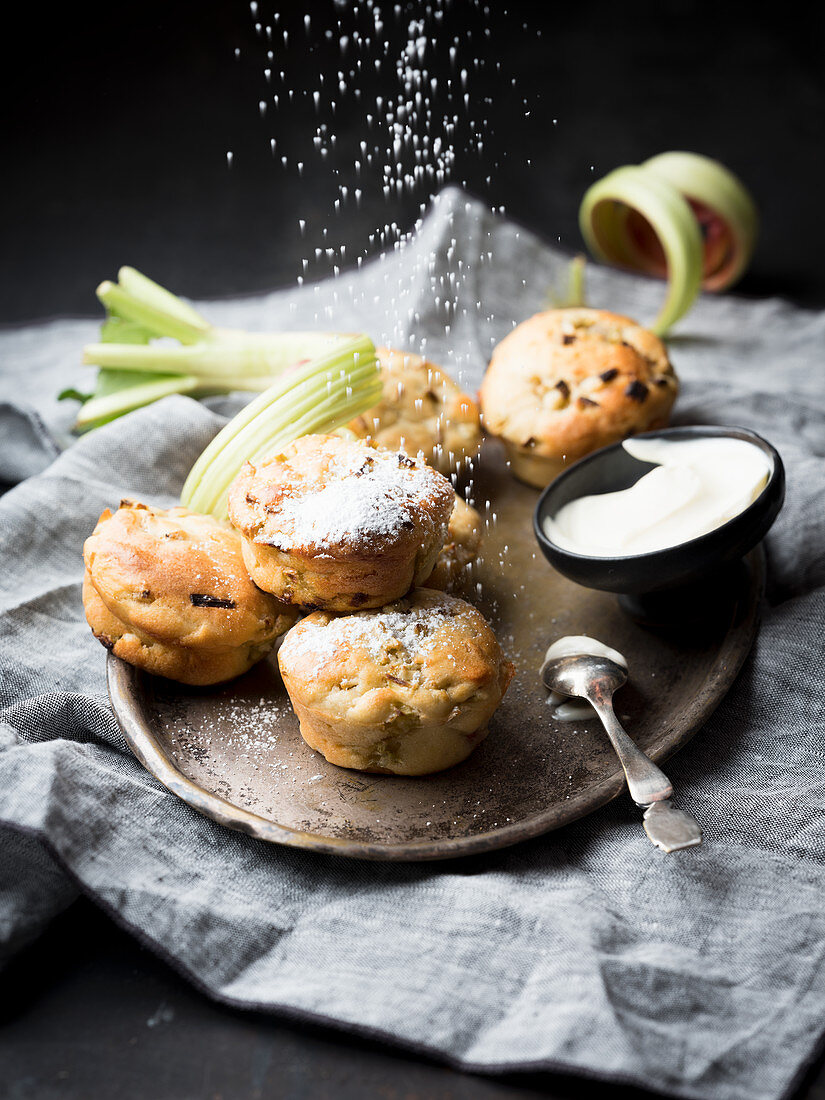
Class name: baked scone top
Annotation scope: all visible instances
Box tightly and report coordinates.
[279,588,513,722]
[348,347,481,475]
[228,434,455,559]
[479,308,678,463]
[83,501,294,649]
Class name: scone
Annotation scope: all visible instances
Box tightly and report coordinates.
[479,308,678,488]
[348,346,482,475]
[423,495,482,592]
[278,589,514,775]
[83,500,297,685]
[228,434,455,612]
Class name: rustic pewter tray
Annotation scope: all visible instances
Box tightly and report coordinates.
[107,440,763,861]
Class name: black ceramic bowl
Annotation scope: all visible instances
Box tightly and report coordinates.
[533,426,785,619]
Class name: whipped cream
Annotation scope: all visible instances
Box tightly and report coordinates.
[544,436,771,557]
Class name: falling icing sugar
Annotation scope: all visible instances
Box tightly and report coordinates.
[244,0,531,292]
[240,1,541,597]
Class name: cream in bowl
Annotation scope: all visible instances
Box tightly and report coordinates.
[533,426,785,621]
[543,436,772,558]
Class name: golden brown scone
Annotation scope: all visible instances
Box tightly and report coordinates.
[423,495,482,592]
[348,346,482,475]
[479,308,679,488]
[228,435,455,612]
[278,589,514,775]
[83,501,297,685]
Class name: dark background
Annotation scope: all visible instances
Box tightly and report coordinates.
[5,0,825,325]
[4,2,825,1098]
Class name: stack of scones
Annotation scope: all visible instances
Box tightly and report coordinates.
[84,349,513,776]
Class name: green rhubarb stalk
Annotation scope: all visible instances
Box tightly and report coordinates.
[116,265,212,327]
[548,254,587,308]
[74,372,286,432]
[182,335,381,520]
[641,152,758,291]
[75,374,204,431]
[96,278,210,345]
[82,330,351,377]
[579,165,703,335]
[578,153,758,333]
[66,266,364,430]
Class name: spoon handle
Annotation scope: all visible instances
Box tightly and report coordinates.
[589,698,673,806]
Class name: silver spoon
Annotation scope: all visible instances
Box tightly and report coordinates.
[541,653,702,852]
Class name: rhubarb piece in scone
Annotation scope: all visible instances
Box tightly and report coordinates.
[479,308,678,488]
[82,501,297,685]
[348,346,481,475]
[278,588,514,775]
[228,434,455,612]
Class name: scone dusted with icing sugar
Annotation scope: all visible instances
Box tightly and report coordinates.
[479,307,679,488]
[83,501,298,685]
[348,346,482,476]
[278,589,514,775]
[228,434,455,612]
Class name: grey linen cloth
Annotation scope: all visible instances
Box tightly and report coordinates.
[2,188,824,1100]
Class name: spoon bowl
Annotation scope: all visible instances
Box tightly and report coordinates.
[541,653,627,703]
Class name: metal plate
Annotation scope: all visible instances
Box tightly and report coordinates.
[107,440,763,861]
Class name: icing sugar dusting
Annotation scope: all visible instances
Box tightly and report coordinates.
[271,450,452,550]
[284,597,461,664]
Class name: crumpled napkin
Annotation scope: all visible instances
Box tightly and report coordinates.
[2,188,824,1100]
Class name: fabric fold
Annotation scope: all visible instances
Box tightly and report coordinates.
[1,188,824,1100]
